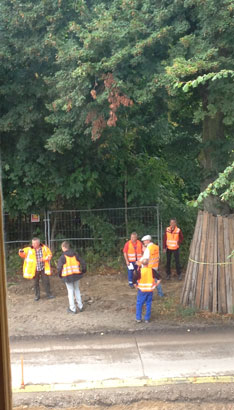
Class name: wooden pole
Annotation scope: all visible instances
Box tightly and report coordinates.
[0,178,12,409]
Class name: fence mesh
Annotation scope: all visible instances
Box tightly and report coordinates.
[4,206,161,257]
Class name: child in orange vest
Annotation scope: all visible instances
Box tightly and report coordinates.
[133,258,161,323]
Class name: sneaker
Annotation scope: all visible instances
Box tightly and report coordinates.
[129,284,134,288]
[67,308,77,314]
[136,319,142,323]
[166,275,171,280]
[145,320,150,323]
[79,306,84,312]
[34,296,40,301]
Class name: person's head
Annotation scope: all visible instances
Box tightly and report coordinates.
[61,241,70,252]
[32,237,40,249]
[141,258,149,267]
[130,232,138,242]
[170,218,177,229]
[141,235,152,247]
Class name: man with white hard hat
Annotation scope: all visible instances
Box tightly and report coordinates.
[140,235,164,297]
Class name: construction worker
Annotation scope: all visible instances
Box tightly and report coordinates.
[123,232,143,287]
[163,218,183,280]
[57,241,86,314]
[18,237,54,301]
[140,235,164,297]
[133,258,161,323]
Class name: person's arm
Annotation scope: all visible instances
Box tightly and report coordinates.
[76,253,87,273]
[57,255,66,276]
[179,230,184,245]
[18,247,28,259]
[153,268,161,281]
[133,269,141,286]
[123,242,130,265]
[163,231,167,252]
[140,247,150,261]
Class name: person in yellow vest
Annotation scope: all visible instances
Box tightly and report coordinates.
[163,218,183,280]
[133,258,161,323]
[123,232,143,288]
[18,237,54,301]
[57,241,86,314]
[140,235,164,297]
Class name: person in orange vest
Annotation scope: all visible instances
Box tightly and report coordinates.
[57,241,86,314]
[123,232,143,288]
[163,218,183,280]
[140,235,164,297]
[133,258,161,323]
[18,237,54,301]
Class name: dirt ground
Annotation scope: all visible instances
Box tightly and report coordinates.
[12,401,234,410]
[7,267,234,338]
[9,268,234,409]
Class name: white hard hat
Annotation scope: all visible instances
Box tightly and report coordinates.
[141,235,152,241]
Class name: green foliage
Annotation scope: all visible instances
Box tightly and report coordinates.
[176,305,198,318]
[194,162,234,208]
[6,249,22,278]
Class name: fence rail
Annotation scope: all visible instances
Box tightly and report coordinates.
[4,206,162,256]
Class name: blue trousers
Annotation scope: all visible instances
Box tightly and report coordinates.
[127,263,138,286]
[136,290,153,321]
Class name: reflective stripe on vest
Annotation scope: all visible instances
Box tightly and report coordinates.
[166,226,180,250]
[61,255,81,277]
[138,267,156,292]
[148,244,159,269]
[127,240,142,262]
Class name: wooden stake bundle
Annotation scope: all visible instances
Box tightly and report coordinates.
[181,211,234,314]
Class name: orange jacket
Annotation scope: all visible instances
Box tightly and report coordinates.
[148,243,159,269]
[125,240,142,262]
[18,245,52,279]
[166,226,180,250]
[137,267,156,292]
[61,255,81,277]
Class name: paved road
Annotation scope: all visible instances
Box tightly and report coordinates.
[10,328,234,390]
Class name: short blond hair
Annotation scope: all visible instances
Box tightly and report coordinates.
[62,241,70,250]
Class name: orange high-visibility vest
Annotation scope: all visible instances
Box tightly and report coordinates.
[137,267,156,292]
[166,226,180,250]
[148,244,159,269]
[19,245,52,279]
[61,255,81,277]
[127,240,142,262]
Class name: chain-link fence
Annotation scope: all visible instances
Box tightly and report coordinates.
[4,206,162,257]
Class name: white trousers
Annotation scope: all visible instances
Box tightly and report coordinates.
[65,280,83,312]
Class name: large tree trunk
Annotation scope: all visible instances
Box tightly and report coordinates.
[200,112,230,215]
[181,113,232,313]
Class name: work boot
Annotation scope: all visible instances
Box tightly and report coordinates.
[46,294,55,299]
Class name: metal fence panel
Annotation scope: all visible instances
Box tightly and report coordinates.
[4,206,161,256]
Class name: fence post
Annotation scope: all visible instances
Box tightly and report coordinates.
[47,211,51,250]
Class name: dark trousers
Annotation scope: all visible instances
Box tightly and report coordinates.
[34,270,51,297]
[166,249,181,276]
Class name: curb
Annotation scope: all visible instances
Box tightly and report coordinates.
[13,375,234,393]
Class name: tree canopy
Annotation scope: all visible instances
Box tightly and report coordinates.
[0,0,233,222]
